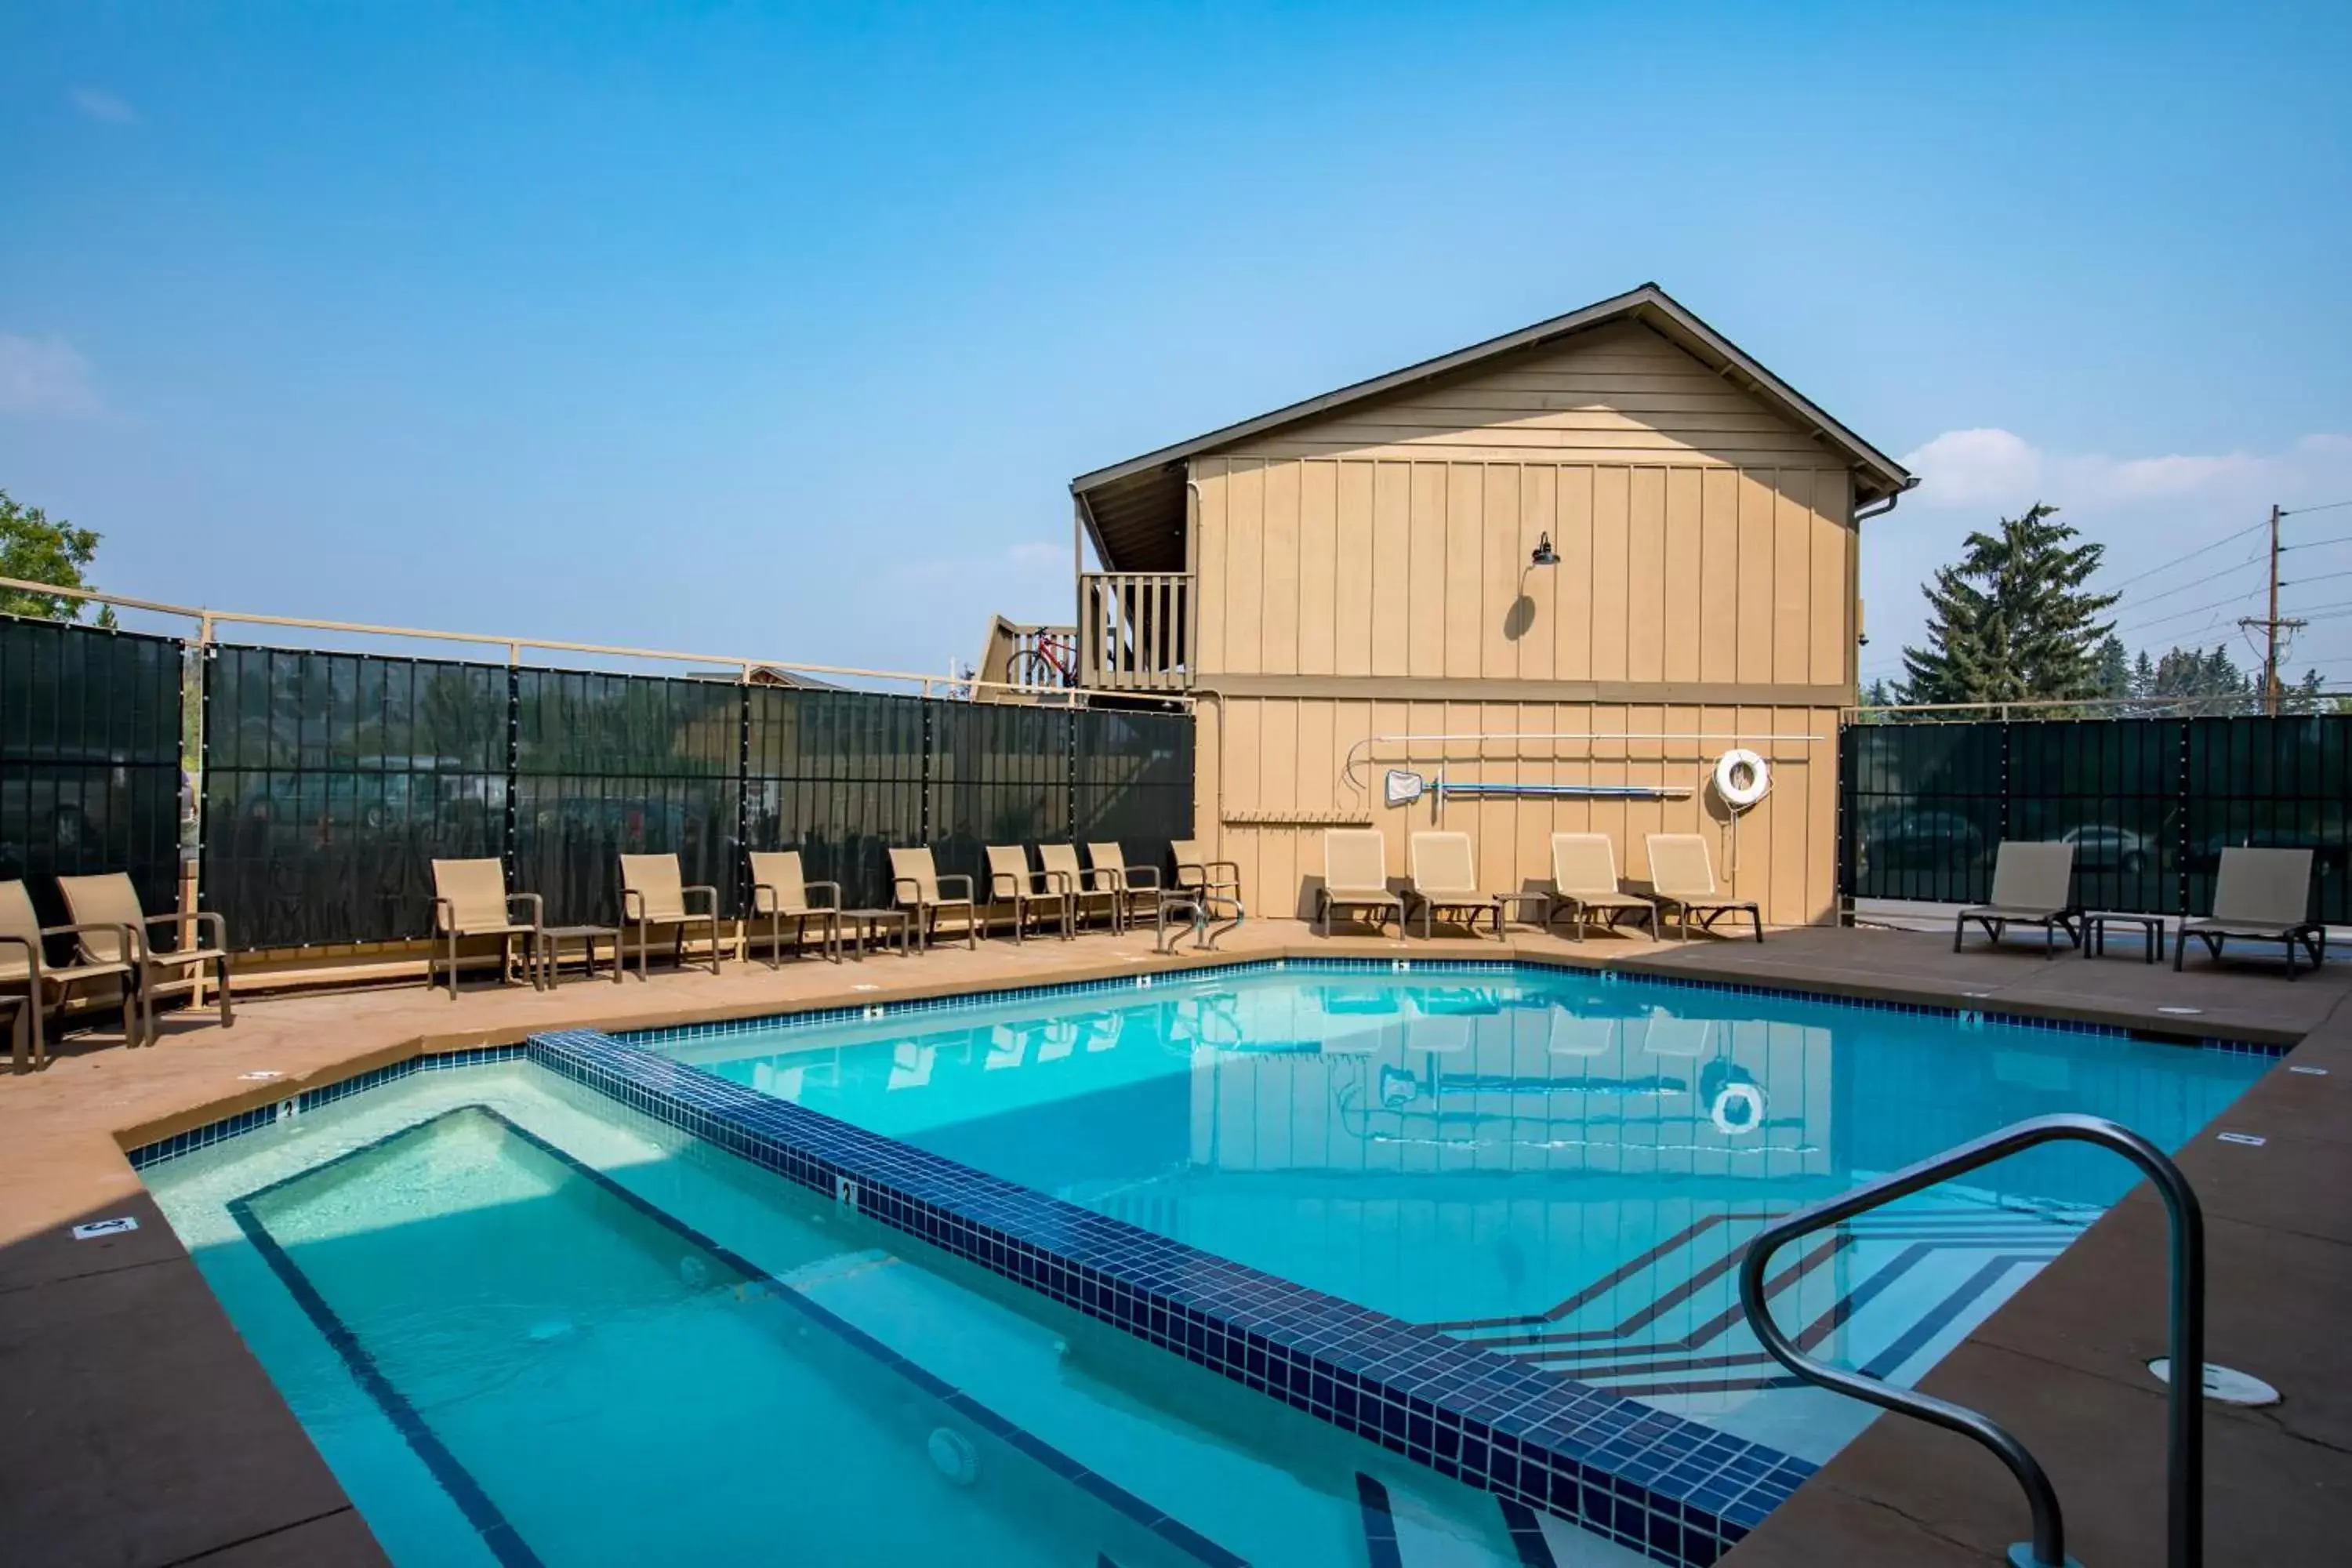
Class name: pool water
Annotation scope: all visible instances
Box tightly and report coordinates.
[151,1062,1639,1568]
[666,964,2267,1460]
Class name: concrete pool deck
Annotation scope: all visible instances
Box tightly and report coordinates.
[3,919,2346,1566]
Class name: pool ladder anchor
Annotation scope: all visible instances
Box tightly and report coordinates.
[1156,890,1246,954]
[1737,1113,2208,1568]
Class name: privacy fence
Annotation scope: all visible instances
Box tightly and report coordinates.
[1842,714,2352,924]
[2,616,1193,951]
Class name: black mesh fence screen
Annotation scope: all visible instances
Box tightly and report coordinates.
[0,617,182,924]
[1842,716,2351,923]
[201,646,509,948]
[187,638,1193,946]
[513,670,741,927]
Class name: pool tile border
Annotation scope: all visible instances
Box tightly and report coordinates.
[125,1044,529,1169]
[528,1023,1809,1566]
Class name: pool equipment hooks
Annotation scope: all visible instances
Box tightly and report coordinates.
[1740,1113,2207,1568]
[1382,768,1693,814]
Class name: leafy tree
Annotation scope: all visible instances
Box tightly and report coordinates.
[1898,503,2118,706]
[0,488,114,625]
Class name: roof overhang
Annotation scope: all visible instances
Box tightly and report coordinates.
[1072,283,1916,572]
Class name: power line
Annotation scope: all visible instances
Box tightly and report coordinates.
[2285,567,2352,591]
[2096,517,2270,593]
[2283,499,2352,517]
[2113,585,2269,637]
[2114,554,2264,611]
[2283,535,2352,552]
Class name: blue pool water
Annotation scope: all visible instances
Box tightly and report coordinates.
[665,964,2267,1459]
[151,1063,1632,1568]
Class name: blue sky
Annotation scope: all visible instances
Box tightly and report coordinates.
[4,2,2348,685]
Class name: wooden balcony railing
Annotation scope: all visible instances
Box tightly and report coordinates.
[1080,572,1192,691]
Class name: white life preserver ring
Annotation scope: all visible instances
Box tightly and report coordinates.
[1711,1081,1766,1135]
[1714,749,1770,809]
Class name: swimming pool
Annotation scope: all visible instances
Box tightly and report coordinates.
[655,962,2266,1464]
[148,1060,1635,1568]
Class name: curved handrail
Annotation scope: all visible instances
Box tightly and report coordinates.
[1158,891,1247,953]
[1737,1112,2204,1568]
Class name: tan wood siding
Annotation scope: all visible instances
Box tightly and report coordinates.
[1176,318,1860,931]
[1191,695,1839,929]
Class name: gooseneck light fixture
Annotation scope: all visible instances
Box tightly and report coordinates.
[1530,532,1559,568]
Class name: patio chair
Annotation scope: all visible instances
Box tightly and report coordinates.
[2176,847,2326,978]
[1172,838,1243,902]
[1547,833,1659,942]
[427,858,542,999]
[1406,831,1505,939]
[1316,829,1406,938]
[890,847,977,951]
[1643,834,1763,943]
[1083,841,1165,928]
[985,844,1071,942]
[2,879,140,1069]
[1040,843,1120,934]
[747,850,840,966]
[1954,841,2082,959]
[56,873,233,1047]
[618,853,723,980]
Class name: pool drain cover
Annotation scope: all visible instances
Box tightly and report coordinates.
[2147,1358,2280,1406]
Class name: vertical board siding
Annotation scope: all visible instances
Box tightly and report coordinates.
[1203,692,1841,930]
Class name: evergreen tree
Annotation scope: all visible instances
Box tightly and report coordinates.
[2092,633,2131,700]
[2147,644,2254,716]
[1897,503,2119,706]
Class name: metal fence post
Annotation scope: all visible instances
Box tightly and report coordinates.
[502,666,521,887]
[920,697,934,847]
[2176,719,2194,918]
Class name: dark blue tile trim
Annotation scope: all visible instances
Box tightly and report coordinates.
[1501,1498,1560,1567]
[231,1105,1243,1568]
[620,955,2286,1060]
[125,1044,528,1170]
[529,1025,1809,1566]
[1356,1473,1404,1568]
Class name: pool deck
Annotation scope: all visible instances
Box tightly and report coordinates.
[3,918,2347,1566]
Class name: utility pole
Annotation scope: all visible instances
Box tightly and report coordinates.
[2238,503,2304,717]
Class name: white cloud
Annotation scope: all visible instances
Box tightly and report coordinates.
[1900,427,2042,507]
[70,86,140,125]
[0,333,102,417]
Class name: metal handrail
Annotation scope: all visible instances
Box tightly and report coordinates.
[1737,1113,2205,1568]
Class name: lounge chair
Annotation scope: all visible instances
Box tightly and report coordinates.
[1547,833,1659,942]
[1643,834,1762,943]
[747,850,840,966]
[2177,847,2326,978]
[1954,841,2082,958]
[985,844,1070,942]
[57,873,233,1047]
[2,879,140,1069]
[1084,841,1165,929]
[1172,838,1243,902]
[427,858,542,998]
[1040,844,1120,933]
[890,847,977,951]
[1406,831,1505,939]
[1316,829,1406,938]
[618,853,723,979]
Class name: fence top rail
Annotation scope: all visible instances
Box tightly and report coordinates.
[1851,692,2351,721]
[1,578,1192,710]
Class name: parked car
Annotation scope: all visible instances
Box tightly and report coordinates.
[2061,824,2151,874]
[1860,808,1987,872]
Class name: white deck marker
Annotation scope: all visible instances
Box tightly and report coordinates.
[2217,1131,2266,1146]
[71,1217,140,1240]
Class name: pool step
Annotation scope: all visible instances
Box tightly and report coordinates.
[1429,1203,2092,1402]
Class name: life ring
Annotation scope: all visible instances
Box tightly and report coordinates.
[1711,1081,1766,1135]
[1714,749,1770,809]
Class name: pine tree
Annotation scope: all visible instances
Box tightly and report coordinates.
[1897,503,2121,706]
[2092,633,2131,700]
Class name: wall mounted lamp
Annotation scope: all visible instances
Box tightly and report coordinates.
[1530,532,1559,568]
